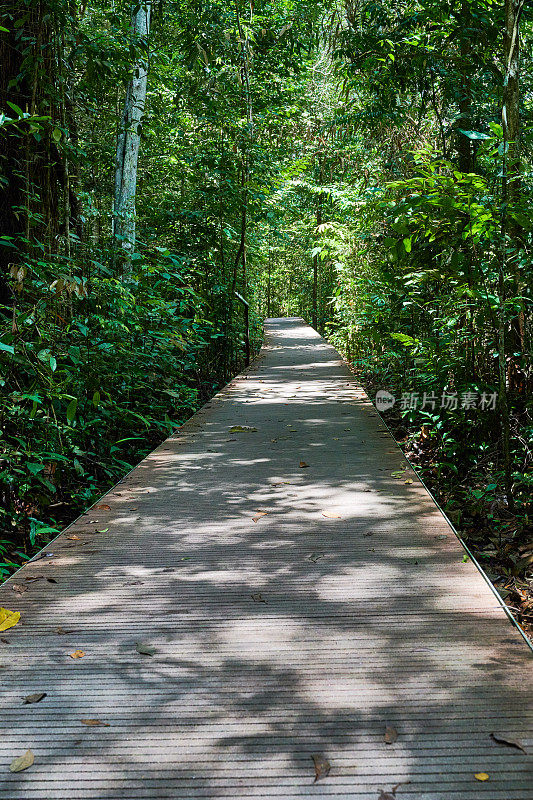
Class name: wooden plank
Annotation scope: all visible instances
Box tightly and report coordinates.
[0,317,531,799]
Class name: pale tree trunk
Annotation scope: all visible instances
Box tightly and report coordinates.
[502,0,526,363]
[498,0,524,512]
[114,1,151,262]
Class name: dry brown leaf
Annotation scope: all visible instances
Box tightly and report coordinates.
[69,649,85,659]
[251,593,267,603]
[81,719,109,727]
[299,461,310,468]
[322,512,342,519]
[490,732,527,754]
[23,692,47,705]
[66,535,80,540]
[9,749,34,773]
[384,724,398,744]
[12,584,27,596]
[311,753,330,782]
[95,504,111,511]
[252,512,268,523]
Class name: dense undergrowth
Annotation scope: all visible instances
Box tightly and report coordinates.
[0,238,259,578]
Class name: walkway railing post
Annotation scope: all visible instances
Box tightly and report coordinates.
[234,291,250,367]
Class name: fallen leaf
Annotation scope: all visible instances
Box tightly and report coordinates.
[378,784,410,800]
[311,753,330,782]
[66,535,80,541]
[475,773,489,781]
[229,425,257,433]
[251,593,267,603]
[95,504,111,510]
[23,692,47,705]
[9,749,34,773]
[308,552,325,563]
[384,724,398,744]
[9,750,35,772]
[299,461,310,468]
[56,626,74,635]
[135,642,156,656]
[490,733,527,754]
[81,719,109,727]
[69,649,85,659]
[252,512,268,522]
[322,511,342,519]
[0,608,20,632]
[12,584,27,596]
[404,479,413,484]
[96,528,109,533]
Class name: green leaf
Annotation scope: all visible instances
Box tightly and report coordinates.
[7,101,24,117]
[458,129,492,140]
[52,127,62,142]
[66,398,78,423]
[0,342,15,354]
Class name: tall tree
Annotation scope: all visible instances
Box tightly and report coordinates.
[114,1,151,259]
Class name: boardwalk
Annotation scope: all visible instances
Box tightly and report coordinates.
[0,317,531,799]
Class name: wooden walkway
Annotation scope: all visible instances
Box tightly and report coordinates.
[0,317,532,799]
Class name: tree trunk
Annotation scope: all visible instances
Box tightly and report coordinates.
[114,2,151,262]
[502,0,525,369]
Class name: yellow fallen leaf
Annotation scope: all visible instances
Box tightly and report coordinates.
[69,649,85,659]
[9,749,34,773]
[252,512,268,522]
[299,461,310,468]
[0,607,20,632]
[475,773,489,781]
[404,480,413,484]
[66,535,80,540]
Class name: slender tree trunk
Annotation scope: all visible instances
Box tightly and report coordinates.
[457,3,473,173]
[312,165,324,331]
[114,1,151,262]
[502,0,525,360]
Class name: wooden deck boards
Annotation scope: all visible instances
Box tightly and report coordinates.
[0,317,531,798]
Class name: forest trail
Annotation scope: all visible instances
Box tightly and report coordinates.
[0,317,531,799]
